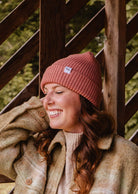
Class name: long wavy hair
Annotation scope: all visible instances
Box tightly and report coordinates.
[35,95,115,194]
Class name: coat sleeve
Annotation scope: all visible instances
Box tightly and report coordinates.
[0,96,49,180]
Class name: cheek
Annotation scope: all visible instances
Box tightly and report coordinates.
[71,105,81,120]
[42,97,48,110]
[56,93,81,116]
[67,98,81,118]
[72,96,81,112]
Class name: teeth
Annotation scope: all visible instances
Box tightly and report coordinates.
[49,111,61,116]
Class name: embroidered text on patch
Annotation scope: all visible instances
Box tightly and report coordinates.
[64,66,72,74]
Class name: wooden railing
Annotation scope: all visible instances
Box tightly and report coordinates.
[0,0,138,183]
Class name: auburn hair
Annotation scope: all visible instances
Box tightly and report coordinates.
[35,96,115,193]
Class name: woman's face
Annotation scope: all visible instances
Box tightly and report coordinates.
[42,83,84,133]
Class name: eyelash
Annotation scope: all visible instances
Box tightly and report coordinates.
[43,91,63,95]
[55,91,63,94]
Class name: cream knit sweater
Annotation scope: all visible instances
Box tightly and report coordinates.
[57,131,83,194]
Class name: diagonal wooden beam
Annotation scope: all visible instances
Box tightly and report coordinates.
[125,52,138,84]
[65,0,89,23]
[125,91,138,124]
[126,12,138,43]
[0,74,39,114]
[0,30,39,90]
[0,0,39,44]
[129,130,138,145]
[65,7,105,55]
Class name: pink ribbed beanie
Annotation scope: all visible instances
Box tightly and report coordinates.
[41,52,102,109]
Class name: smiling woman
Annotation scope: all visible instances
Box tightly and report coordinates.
[42,84,82,133]
[0,52,137,194]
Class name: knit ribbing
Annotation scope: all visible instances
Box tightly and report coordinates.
[57,131,83,194]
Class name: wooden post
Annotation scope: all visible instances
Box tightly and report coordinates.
[39,0,65,97]
[103,0,126,136]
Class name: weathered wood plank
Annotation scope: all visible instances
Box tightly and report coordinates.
[125,52,138,84]
[65,7,105,55]
[103,0,126,136]
[0,30,39,90]
[125,91,138,124]
[0,74,39,114]
[39,0,65,96]
[0,0,39,44]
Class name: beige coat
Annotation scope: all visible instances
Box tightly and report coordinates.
[0,97,137,194]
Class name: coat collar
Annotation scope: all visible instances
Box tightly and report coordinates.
[48,130,65,153]
[48,130,114,152]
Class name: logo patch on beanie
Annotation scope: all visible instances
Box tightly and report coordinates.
[64,66,72,74]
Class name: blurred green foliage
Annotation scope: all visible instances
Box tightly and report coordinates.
[0,0,137,137]
[0,64,34,110]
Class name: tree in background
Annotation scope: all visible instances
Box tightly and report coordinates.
[0,0,137,137]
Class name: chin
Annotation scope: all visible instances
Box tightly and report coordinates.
[49,123,62,130]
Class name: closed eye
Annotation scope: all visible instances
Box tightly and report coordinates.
[55,91,63,94]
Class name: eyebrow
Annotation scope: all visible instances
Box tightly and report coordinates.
[44,84,63,90]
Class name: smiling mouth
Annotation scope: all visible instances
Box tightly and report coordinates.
[48,110,62,118]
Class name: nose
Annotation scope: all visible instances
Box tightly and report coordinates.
[43,92,54,109]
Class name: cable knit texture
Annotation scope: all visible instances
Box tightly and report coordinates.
[57,132,83,194]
